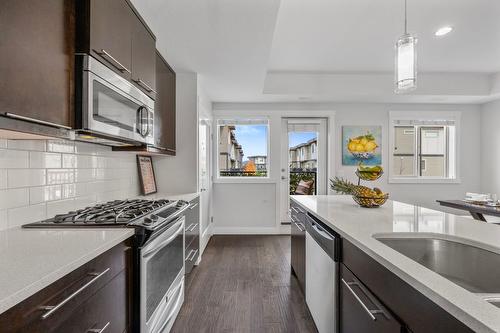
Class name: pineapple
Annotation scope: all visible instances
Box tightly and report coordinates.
[330,177,384,207]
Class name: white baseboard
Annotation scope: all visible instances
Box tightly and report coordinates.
[212,226,286,235]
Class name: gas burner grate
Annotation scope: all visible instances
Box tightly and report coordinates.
[43,199,172,225]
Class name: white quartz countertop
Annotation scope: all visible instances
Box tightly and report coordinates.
[0,227,134,315]
[291,195,500,333]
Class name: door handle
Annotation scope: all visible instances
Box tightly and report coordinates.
[94,49,131,74]
[133,78,157,94]
[281,176,288,180]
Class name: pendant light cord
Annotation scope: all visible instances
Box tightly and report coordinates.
[404,0,408,35]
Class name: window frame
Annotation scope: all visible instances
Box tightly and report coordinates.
[388,111,461,184]
[215,118,271,182]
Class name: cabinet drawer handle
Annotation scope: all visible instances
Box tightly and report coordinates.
[188,223,198,232]
[87,321,110,333]
[39,268,110,319]
[133,78,157,94]
[342,278,389,321]
[189,202,199,210]
[291,206,303,214]
[188,249,199,261]
[94,49,131,74]
[185,223,195,231]
[294,222,305,232]
[185,249,195,261]
[4,112,72,130]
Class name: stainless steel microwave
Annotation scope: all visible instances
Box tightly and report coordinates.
[75,55,154,146]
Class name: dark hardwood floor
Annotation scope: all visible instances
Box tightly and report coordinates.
[171,235,317,333]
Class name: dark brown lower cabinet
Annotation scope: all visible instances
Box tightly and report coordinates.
[0,239,132,333]
[342,238,474,333]
[340,264,403,333]
[290,202,306,292]
[185,197,200,274]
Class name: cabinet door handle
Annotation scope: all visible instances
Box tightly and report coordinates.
[133,78,157,94]
[342,278,389,321]
[185,249,195,261]
[188,249,199,261]
[39,268,110,319]
[185,223,195,231]
[4,112,72,130]
[188,223,198,232]
[189,202,199,210]
[94,49,131,74]
[87,321,110,333]
[294,222,304,232]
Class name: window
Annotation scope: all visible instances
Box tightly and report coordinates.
[389,112,459,183]
[217,119,269,177]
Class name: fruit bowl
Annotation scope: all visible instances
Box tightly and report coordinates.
[352,193,389,208]
[355,169,383,181]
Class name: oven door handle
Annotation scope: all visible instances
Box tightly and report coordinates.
[142,219,184,258]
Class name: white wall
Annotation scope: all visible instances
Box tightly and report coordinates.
[154,73,199,194]
[480,100,500,195]
[212,102,482,233]
[0,139,140,230]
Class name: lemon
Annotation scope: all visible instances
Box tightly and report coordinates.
[355,144,365,152]
[360,138,368,145]
[348,142,357,152]
[364,141,377,151]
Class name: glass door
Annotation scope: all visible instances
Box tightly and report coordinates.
[280,118,327,224]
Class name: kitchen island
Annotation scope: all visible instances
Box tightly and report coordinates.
[291,195,500,333]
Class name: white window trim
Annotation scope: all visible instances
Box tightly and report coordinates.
[215,117,271,182]
[388,111,461,184]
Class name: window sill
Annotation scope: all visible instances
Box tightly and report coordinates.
[388,177,461,184]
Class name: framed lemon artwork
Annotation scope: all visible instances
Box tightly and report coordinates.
[342,126,382,166]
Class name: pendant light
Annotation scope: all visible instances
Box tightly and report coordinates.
[395,0,417,93]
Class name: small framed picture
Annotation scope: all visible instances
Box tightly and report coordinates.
[137,155,157,195]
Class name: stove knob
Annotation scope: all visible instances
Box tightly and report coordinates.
[143,217,153,225]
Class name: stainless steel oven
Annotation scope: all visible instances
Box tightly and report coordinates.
[140,216,185,333]
[76,55,154,145]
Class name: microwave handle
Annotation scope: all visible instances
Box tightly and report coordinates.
[137,107,150,137]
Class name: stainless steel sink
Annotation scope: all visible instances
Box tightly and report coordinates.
[375,236,500,305]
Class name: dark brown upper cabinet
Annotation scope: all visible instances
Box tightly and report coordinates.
[76,0,133,80]
[0,0,74,130]
[155,51,176,155]
[131,16,157,98]
[76,0,156,96]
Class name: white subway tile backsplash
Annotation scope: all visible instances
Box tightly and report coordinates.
[74,169,96,183]
[62,154,76,168]
[29,152,62,169]
[0,150,29,168]
[47,169,75,185]
[0,210,8,231]
[0,138,140,228]
[46,140,75,153]
[8,169,46,188]
[7,140,46,151]
[0,188,29,209]
[8,203,46,228]
[0,170,7,189]
[30,185,62,204]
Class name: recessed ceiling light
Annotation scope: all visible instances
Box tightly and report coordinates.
[435,26,453,37]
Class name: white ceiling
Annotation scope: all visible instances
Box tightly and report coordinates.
[269,0,500,73]
[131,0,500,104]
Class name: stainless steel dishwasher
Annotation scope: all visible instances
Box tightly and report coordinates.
[305,212,340,333]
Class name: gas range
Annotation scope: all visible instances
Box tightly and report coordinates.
[22,198,190,231]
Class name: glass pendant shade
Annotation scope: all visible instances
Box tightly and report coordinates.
[395,34,417,93]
